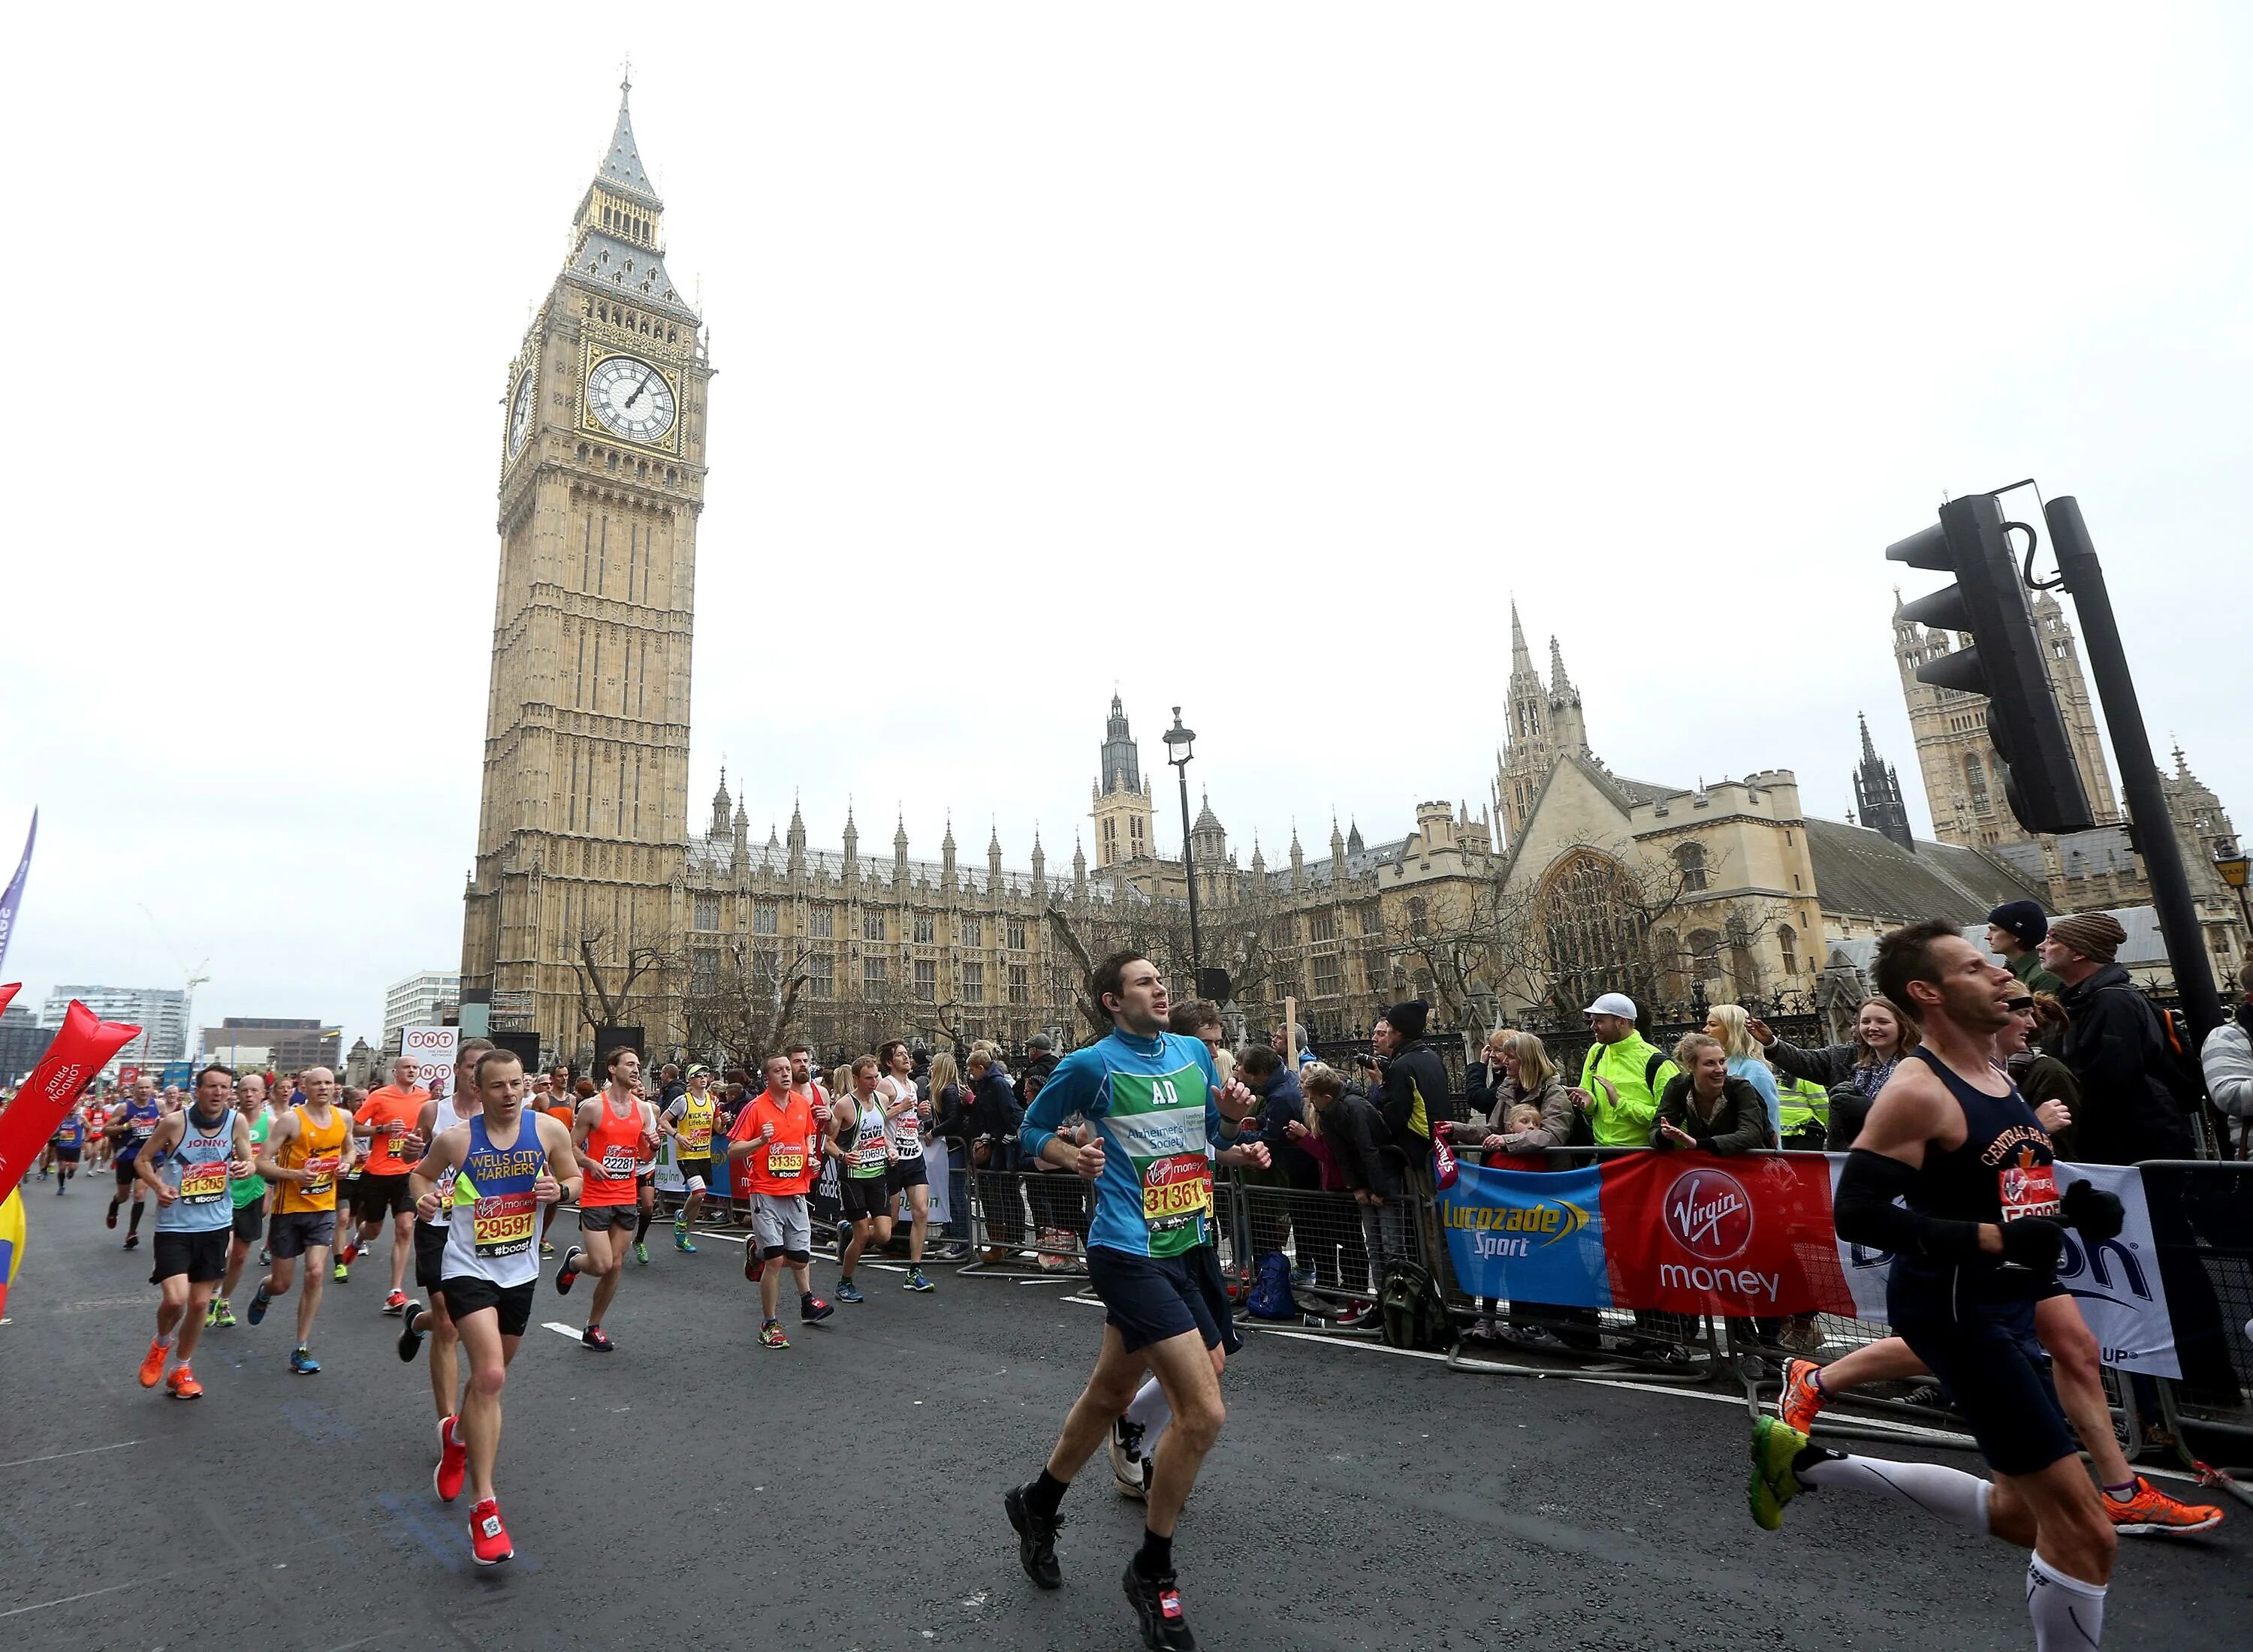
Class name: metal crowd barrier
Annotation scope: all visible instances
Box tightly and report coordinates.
[962,1166,1096,1277]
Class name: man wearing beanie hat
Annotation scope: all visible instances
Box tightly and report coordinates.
[2040,912,2194,1164]
[1358,999,1452,1272]
[1986,900,2063,994]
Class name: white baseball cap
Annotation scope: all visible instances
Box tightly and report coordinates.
[1582,993,1638,1020]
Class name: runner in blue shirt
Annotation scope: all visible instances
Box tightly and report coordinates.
[1004,949,1267,1652]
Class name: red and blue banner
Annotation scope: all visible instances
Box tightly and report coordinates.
[1440,1150,2182,1374]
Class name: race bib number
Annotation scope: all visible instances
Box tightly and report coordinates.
[599,1146,637,1178]
[853,1143,890,1173]
[178,1160,229,1204]
[767,1147,804,1177]
[132,1119,157,1140]
[1142,1153,1213,1230]
[300,1153,340,1198]
[473,1189,536,1257]
[1998,1153,2061,1223]
[682,1124,712,1153]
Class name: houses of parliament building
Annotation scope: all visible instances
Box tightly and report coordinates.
[459,88,2242,1065]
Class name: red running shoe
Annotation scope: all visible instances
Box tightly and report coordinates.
[434,1414,468,1504]
[467,1498,513,1566]
[1778,1358,1827,1436]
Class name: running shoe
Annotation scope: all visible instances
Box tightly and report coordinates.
[801,1293,834,1324]
[434,1413,466,1503]
[903,1268,934,1292]
[398,1302,427,1363]
[1123,1560,1196,1650]
[1003,1483,1063,1590]
[259,1246,271,1266]
[744,1247,765,1284]
[122,1232,140,1251]
[247,1283,272,1326]
[1747,1415,1807,1531]
[556,1245,583,1295]
[634,1241,650,1265]
[2103,1476,2225,1536]
[1289,1267,1317,1289]
[137,1338,168,1388]
[333,1258,350,1283]
[210,1297,235,1328]
[467,1497,513,1566]
[837,1280,864,1304]
[204,1299,224,1330]
[1778,1358,1827,1436]
[759,1319,790,1349]
[290,1346,321,1376]
[675,1232,697,1254]
[383,1289,409,1316]
[582,1324,615,1352]
[340,1243,361,1267]
[165,1364,203,1401]
[1111,1417,1152,1501]
[107,1201,119,1229]
[538,1240,555,1258]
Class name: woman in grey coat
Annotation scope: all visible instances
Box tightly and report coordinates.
[1745,998,1917,1150]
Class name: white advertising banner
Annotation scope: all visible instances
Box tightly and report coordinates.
[1826,1155,2179,1378]
[402,1026,460,1100]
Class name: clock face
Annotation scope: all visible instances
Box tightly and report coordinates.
[508,372,535,457]
[585,354,677,444]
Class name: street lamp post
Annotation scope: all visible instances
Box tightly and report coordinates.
[1163,707,1202,978]
[2215,840,2253,958]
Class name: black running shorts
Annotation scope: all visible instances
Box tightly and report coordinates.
[886,1157,928,1194]
[578,1203,639,1232]
[267,1209,336,1259]
[1087,1244,1242,1357]
[231,1198,266,1244]
[150,1228,229,1286]
[439,1274,535,1337]
[115,1159,141,1189]
[675,1156,713,1192]
[349,1171,415,1223]
[840,1174,892,1222]
[414,1222,449,1292]
[1893,1282,2075,1477]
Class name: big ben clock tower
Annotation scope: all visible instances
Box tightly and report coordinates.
[461,78,713,1060]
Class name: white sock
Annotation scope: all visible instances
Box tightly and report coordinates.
[1123,1375,1170,1450]
[2026,1552,2106,1648]
[1797,1450,1993,1534]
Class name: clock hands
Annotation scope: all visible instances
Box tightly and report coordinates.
[624,366,658,410]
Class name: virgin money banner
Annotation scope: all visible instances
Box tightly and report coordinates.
[1829,1156,2179,1378]
[1598,1150,1856,1317]
[0,999,142,1205]
[1437,1162,1612,1306]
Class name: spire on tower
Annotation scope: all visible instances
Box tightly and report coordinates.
[1510,599,1534,676]
[1548,635,1576,698]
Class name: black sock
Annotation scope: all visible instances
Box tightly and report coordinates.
[1135,1527,1173,1578]
[635,1209,654,1243]
[128,1202,144,1234]
[1025,1467,1068,1522]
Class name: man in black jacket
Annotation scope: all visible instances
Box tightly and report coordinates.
[1363,999,1451,1289]
[2039,912,2195,1163]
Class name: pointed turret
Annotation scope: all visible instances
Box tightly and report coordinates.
[1549,635,1576,700]
[709,766,732,837]
[1072,832,1087,897]
[1347,820,1365,855]
[940,816,958,890]
[1330,815,1347,867]
[1852,713,1914,850]
[1030,828,1046,892]
[1510,599,1534,677]
[566,76,695,320]
[786,796,807,876]
[988,821,1004,887]
[842,803,859,886]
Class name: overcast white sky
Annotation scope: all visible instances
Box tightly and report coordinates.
[3,5,2247,1050]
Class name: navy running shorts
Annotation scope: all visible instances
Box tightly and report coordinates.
[1893,1284,2075,1477]
[1087,1244,1242,1358]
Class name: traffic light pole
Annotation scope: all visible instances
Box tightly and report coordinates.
[2043,496,2225,1040]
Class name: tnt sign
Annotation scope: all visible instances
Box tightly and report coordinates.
[401,1026,459,1098]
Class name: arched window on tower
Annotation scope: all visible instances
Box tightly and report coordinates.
[1778,923,1799,976]
[1965,754,1991,813]
[1672,841,1709,894]
[1686,928,1723,981]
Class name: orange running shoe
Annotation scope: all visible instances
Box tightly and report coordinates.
[2103,1476,2224,1536]
[137,1338,168,1388]
[165,1364,204,1400]
[1778,1358,1827,1436]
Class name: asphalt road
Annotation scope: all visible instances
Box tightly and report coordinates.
[0,1179,2242,1651]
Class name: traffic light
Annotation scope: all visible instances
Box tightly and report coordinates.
[1888,491,2095,835]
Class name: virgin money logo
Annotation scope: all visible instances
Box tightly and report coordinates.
[1665,1168,1753,1262]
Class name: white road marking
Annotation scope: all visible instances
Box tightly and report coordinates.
[0,1439,143,1470]
[542,1321,584,1340]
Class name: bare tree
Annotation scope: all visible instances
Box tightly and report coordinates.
[572,922,680,1045]
[681,935,814,1071]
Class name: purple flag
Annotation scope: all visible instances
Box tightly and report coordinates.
[0,809,34,977]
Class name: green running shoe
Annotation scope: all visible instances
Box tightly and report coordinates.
[210,1298,236,1329]
[1748,1415,1808,1531]
[633,1241,650,1265]
[674,1232,697,1253]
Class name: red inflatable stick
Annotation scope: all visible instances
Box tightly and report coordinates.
[0,984,18,1017]
[0,1000,140,1205]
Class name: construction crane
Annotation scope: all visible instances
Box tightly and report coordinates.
[135,902,211,1063]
